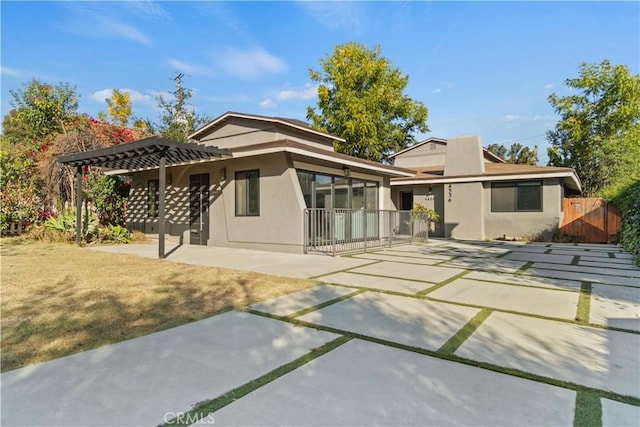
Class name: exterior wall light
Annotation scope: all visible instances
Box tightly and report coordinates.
[343,166,351,177]
[220,167,226,181]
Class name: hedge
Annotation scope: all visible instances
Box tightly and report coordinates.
[610,179,640,266]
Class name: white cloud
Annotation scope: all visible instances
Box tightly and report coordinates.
[544,83,554,90]
[62,3,152,45]
[298,1,364,31]
[276,83,318,101]
[216,47,287,79]
[167,58,214,76]
[432,81,453,94]
[1,66,54,80]
[260,98,276,109]
[90,88,155,106]
[101,18,151,44]
[124,1,169,19]
[1,66,24,78]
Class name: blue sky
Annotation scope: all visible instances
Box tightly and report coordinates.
[2,1,638,163]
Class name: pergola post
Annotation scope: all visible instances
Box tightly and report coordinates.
[76,166,83,246]
[158,151,166,259]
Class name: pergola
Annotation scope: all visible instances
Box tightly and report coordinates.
[58,136,230,259]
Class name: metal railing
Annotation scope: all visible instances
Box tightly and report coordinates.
[303,209,429,255]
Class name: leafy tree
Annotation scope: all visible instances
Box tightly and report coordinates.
[8,79,79,142]
[487,142,538,165]
[486,143,507,160]
[0,138,43,232]
[106,89,133,127]
[145,74,209,141]
[546,60,640,195]
[307,42,429,162]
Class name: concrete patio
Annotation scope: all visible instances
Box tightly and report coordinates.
[2,240,639,426]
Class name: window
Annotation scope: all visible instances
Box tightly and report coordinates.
[148,180,159,217]
[235,170,260,216]
[295,170,379,210]
[491,181,542,212]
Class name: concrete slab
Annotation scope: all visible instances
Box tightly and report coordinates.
[590,284,640,332]
[208,340,576,427]
[441,257,527,274]
[579,260,640,271]
[428,278,580,319]
[549,250,612,259]
[348,261,465,283]
[580,256,635,266]
[318,272,433,294]
[298,292,479,351]
[532,262,640,279]
[614,253,636,260]
[374,249,456,261]
[0,312,338,427]
[455,312,640,399]
[249,284,356,317]
[601,399,640,427]
[526,267,640,287]
[93,244,371,279]
[466,271,583,291]
[350,252,443,265]
[502,252,575,264]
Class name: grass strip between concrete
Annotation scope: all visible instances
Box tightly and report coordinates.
[287,289,365,318]
[246,310,640,408]
[417,270,471,296]
[437,309,493,355]
[608,252,616,259]
[308,260,381,280]
[515,261,534,275]
[161,335,352,427]
[571,255,581,265]
[576,282,592,324]
[573,389,602,427]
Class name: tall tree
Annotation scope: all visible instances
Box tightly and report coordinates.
[546,60,640,195]
[8,79,79,143]
[106,89,133,127]
[307,42,429,162]
[146,73,210,141]
[487,142,538,165]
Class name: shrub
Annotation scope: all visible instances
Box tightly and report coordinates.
[609,179,640,266]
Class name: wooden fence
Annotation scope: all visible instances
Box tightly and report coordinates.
[560,198,620,243]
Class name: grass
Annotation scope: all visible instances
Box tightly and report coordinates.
[162,335,352,426]
[0,238,317,372]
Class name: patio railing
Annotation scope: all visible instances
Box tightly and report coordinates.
[303,208,429,255]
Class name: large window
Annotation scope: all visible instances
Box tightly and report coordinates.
[148,180,159,217]
[235,170,260,216]
[491,181,542,212]
[296,170,378,210]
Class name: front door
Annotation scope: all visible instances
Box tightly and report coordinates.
[399,191,413,235]
[189,173,210,245]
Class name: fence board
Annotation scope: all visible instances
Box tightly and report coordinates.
[560,198,620,243]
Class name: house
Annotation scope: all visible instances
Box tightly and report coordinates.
[389,136,582,240]
[123,112,415,254]
[59,112,582,256]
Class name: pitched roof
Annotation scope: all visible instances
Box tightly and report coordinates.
[188,111,345,143]
[392,162,581,191]
[229,139,416,177]
[389,137,506,163]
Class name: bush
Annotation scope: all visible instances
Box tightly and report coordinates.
[609,179,640,266]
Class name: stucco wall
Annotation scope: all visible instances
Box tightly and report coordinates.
[444,182,485,239]
[214,153,306,253]
[483,178,564,240]
[393,142,447,168]
[128,153,307,253]
[198,118,334,152]
[412,184,445,237]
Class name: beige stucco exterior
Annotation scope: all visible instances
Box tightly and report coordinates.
[126,114,406,253]
[390,136,578,241]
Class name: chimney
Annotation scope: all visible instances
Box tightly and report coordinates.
[444,135,485,176]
